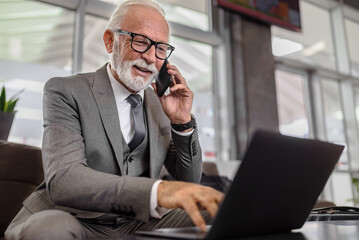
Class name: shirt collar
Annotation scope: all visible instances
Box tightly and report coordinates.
[106,63,145,104]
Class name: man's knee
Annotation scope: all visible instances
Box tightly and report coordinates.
[6,210,85,240]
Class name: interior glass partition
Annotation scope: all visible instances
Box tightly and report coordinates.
[270,0,359,206]
[354,87,359,134]
[275,69,310,138]
[331,172,354,206]
[0,0,74,147]
[155,0,210,31]
[321,78,348,170]
[345,19,359,78]
[82,15,108,72]
[99,0,210,31]
[271,1,336,71]
[0,0,74,68]
[170,36,215,160]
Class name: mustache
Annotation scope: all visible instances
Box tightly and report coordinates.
[130,59,158,74]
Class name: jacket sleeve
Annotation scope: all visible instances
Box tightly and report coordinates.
[42,77,156,222]
[163,124,203,183]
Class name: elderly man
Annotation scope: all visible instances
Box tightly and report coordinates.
[5,0,223,239]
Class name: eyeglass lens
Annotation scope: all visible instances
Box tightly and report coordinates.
[132,35,171,59]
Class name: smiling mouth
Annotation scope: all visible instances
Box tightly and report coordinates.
[134,65,152,74]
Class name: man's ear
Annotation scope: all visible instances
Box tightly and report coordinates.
[103,29,114,53]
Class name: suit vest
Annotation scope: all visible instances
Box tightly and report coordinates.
[121,108,150,177]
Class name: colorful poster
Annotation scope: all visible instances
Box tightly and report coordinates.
[217,0,301,32]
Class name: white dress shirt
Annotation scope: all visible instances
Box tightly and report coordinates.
[106,64,193,219]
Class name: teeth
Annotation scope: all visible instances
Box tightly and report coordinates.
[136,65,150,72]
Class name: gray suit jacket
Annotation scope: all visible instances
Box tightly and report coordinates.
[23,64,202,222]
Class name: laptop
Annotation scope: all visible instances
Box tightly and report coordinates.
[136,130,344,239]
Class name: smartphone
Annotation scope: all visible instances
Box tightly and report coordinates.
[155,59,172,97]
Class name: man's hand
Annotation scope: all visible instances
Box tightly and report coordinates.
[157,181,224,232]
[151,63,193,125]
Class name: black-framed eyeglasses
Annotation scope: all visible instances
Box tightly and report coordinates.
[114,29,175,60]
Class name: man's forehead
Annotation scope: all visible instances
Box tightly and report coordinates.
[121,6,169,41]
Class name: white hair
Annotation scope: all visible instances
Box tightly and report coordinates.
[108,0,166,31]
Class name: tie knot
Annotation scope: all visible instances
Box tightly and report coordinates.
[127,94,142,107]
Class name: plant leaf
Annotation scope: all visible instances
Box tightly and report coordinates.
[6,99,18,112]
[3,101,8,112]
[0,86,5,112]
[0,86,21,112]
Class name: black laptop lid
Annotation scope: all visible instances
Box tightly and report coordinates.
[207,130,344,239]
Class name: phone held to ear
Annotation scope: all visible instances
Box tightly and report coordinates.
[155,59,172,97]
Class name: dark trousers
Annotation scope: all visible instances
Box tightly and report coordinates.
[5,207,211,239]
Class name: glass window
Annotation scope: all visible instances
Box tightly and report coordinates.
[0,0,74,147]
[98,0,210,31]
[0,0,74,69]
[82,15,109,72]
[271,1,336,70]
[170,36,213,92]
[170,36,215,161]
[275,69,310,138]
[321,78,348,170]
[155,0,210,31]
[331,172,354,206]
[345,19,359,78]
[354,87,359,135]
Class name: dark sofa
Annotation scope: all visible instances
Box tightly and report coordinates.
[0,140,44,238]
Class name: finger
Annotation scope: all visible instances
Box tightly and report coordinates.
[200,201,219,218]
[151,82,166,102]
[167,66,186,85]
[165,62,176,71]
[214,191,225,204]
[151,82,156,92]
[169,86,193,100]
[169,84,185,92]
[170,75,177,88]
[202,187,225,204]
[169,71,185,85]
[170,75,176,87]
[169,84,191,94]
[182,200,207,232]
[151,82,159,97]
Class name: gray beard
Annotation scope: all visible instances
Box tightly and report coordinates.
[110,41,159,92]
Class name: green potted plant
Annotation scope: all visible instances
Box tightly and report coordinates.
[0,86,21,140]
[350,177,359,205]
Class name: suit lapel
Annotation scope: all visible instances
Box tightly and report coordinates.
[144,89,160,178]
[90,64,124,174]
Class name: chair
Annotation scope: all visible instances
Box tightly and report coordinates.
[313,199,336,209]
[0,141,43,238]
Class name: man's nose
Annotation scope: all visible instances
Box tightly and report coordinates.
[141,45,157,64]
